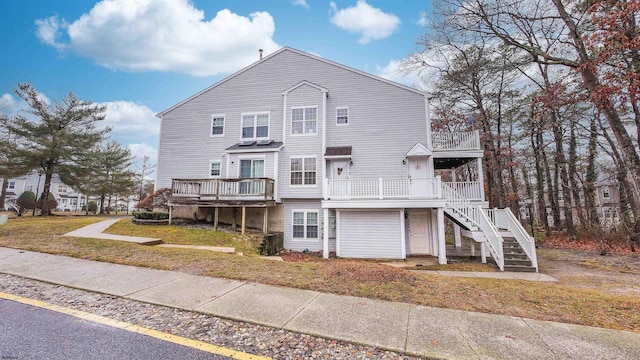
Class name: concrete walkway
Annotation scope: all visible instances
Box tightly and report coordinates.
[0,247,638,359]
[64,219,162,245]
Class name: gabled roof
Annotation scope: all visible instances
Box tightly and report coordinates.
[156,47,426,117]
[405,143,431,157]
[282,80,328,95]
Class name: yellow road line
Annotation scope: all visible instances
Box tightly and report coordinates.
[0,292,271,360]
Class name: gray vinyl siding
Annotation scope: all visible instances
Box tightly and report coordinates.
[280,84,324,198]
[283,199,324,252]
[338,211,403,259]
[156,48,427,192]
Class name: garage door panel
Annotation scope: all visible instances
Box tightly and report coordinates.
[339,211,403,259]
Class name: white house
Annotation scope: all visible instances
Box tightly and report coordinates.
[155,47,537,272]
[1,172,86,211]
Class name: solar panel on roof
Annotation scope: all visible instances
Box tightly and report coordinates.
[239,141,255,146]
[256,140,273,146]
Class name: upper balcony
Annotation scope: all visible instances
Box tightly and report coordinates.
[171,178,275,206]
[324,178,484,202]
[432,130,481,151]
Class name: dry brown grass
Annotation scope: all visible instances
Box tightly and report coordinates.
[0,216,638,332]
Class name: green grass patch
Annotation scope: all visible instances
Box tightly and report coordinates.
[104,219,262,255]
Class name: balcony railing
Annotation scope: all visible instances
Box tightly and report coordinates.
[324,178,484,201]
[325,177,442,200]
[172,178,275,200]
[432,130,480,151]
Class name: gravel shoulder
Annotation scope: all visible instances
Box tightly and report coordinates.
[0,274,422,360]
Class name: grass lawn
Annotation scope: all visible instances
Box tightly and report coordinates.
[0,216,638,332]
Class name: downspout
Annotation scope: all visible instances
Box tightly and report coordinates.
[322,90,328,198]
[425,96,433,150]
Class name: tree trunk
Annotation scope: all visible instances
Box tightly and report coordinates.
[531,117,550,235]
[40,171,53,216]
[585,117,598,226]
[568,119,586,227]
[0,177,8,210]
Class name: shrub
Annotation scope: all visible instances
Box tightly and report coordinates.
[132,211,169,220]
[87,201,98,214]
[16,191,36,215]
[35,193,57,212]
[137,188,171,211]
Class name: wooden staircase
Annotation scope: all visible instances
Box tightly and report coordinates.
[502,236,536,272]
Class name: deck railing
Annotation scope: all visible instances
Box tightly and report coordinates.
[486,208,537,271]
[172,178,275,200]
[325,177,442,200]
[432,130,480,151]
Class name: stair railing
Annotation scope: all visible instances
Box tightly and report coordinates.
[441,182,480,229]
[477,206,504,271]
[501,208,538,271]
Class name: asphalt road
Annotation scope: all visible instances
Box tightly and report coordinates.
[0,299,232,360]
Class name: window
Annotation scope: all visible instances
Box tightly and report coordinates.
[336,107,349,125]
[210,161,222,178]
[291,107,317,135]
[290,157,316,185]
[8,181,15,190]
[239,158,265,194]
[58,185,68,193]
[211,114,225,136]
[242,113,269,139]
[26,185,33,192]
[602,186,610,199]
[293,211,319,239]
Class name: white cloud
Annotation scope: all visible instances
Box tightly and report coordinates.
[128,142,158,161]
[417,11,427,27]
[35,0,280,76]
[329,0,400,44]
[376,59,425,90]
[35,16,67,50]
[100,101,159,139]
[292,0,310,8]
[0,91,52,117]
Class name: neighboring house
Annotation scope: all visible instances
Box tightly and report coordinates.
[594,180,622,228]
[1,173,86,211]
[155,47,537,271]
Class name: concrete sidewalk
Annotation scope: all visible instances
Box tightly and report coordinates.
[0,247,638,359]
[63,219,162,245]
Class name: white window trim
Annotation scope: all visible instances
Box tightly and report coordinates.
[210,113,225,137]
[290,106,318,136]
[240,111,270,140]
[209,159,222,178]
[602,186,610,199]
[292,209,320,241]
[290,155,318,187]
[7,181,15,189]
[336,106,349,126]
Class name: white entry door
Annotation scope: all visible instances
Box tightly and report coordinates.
[330,160,350,198]
[407,211,431,255]
[408,157,429,197]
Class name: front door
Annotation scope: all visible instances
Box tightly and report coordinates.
[408,157,429,197]
[407,210,431,254]
[330,160,350,197]
[239,159,265,194]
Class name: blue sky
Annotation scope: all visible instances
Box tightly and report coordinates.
[0,0,430,171]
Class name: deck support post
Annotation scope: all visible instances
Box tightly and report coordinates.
[323,208,329,258]
[437,208,446,265]
[480,242,487,263]
[241,206,246,235]
[232,208,237,230]
[470,238,476,257]
[263,207,268,234]
[454,224,461,248]
[213,207,219,231]
[168,206,172,225]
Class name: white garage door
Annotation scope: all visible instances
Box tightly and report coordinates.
[339,211,403,259]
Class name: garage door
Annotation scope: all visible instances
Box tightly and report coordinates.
[339,211,403,259]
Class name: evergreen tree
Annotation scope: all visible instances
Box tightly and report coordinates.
[3,83,109,215]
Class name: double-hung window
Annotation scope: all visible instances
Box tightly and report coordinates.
[7,181,15,190]
[293,211,319,239]
[210,160,222,178]
[602,186,610,199]
[291,107,317,135]
[290,157,316,185]
[336,107,349,125]
[211,114,225,136]
[242,113,269,139]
